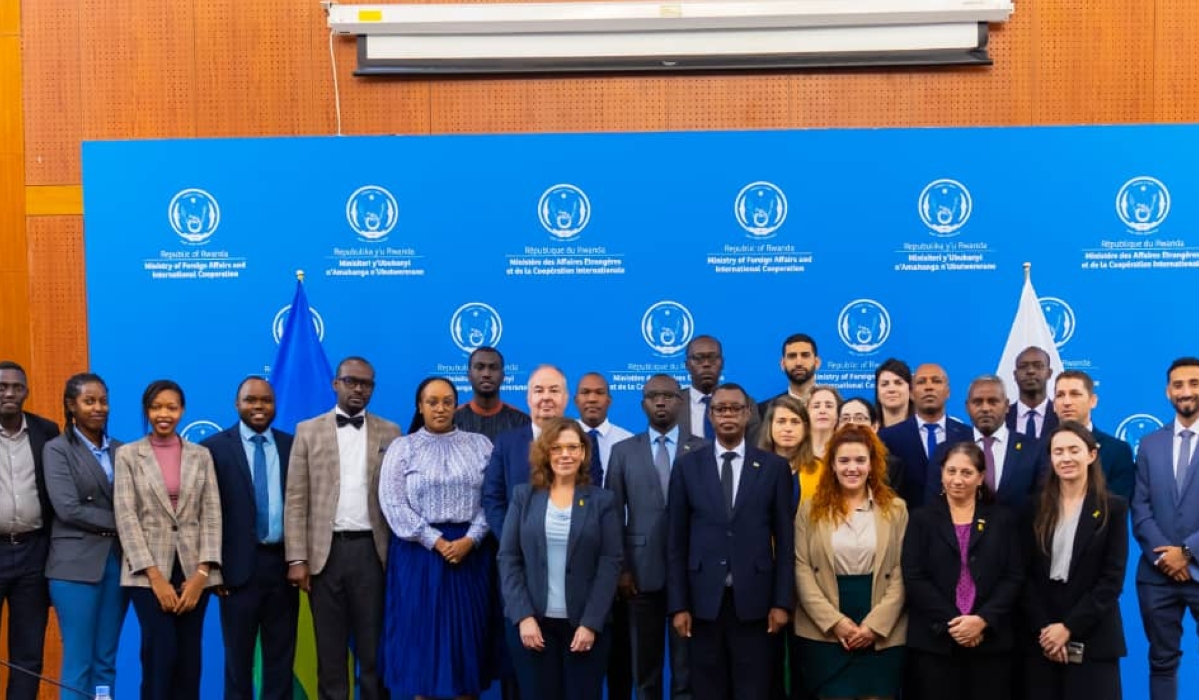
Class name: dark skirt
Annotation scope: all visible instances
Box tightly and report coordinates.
[798,574,904,699]
[380,523,495,697]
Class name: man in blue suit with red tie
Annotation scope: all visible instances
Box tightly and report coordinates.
[202,377,297,700]
[667,383,793,700]
[1132,357,1199,700]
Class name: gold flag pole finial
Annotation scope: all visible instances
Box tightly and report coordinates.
[296,269,305,283]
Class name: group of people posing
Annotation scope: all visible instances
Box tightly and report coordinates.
[0,330,1195,700]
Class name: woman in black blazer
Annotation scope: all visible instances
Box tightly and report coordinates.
[497,417,622,700]
[1022,421,1127,700]
[902,441,1024,700]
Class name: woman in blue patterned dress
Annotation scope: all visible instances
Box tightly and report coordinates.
[379,376,495,699]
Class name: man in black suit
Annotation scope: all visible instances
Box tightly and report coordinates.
[879,363,972,507]
[202,377,298,700]
[928,375,1045,509]
[1052,369,1135,499]
[0,360,58,700]
[679,337,759,441]
[1006,346,1058,440]
[756,333,821,417]
[607,374,706,700]
[667,383,792,700]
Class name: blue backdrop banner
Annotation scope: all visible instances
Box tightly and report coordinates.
[83,125,1199,698]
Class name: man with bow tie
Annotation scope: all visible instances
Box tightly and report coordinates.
[284,356,402,700]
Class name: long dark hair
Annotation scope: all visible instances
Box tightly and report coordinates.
[756,395,811,473]
[409,376,458,433]
[63,373,108,445]
[1034,421,1110,556]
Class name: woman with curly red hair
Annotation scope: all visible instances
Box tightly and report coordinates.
[793,424,908,700]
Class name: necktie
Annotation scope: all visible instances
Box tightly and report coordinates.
[336,414,364,429]
[721,451,736,515]
[1178,429,1195,486]
[588,429,604,486]
[1024,410,1038,439]
[981,435,997,493]
[701,395,714,440]
[924,423,938,459]
[654,435,671,496]
[250,434,270,541]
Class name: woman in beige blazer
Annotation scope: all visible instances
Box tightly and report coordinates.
[794,424,907,700]
[114,379,222,700]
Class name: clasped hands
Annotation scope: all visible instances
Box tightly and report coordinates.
[435,536,474,565]
[947,614,986,648]
[833,617,877,651]
[1153,545,1193,582]
[1038,622,1071,664]
[148,568,206,615]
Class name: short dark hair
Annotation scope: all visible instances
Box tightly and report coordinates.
[874,358,914,418]
[781,333,818,357]
[1167,357,1199,382]
[1055,370,1094,394]
[711,382,749,404]
[468,346,504,365]
[63,373,108,445]
[142,379,186,413]
[335,356,373,376]
[686,335,722,356]
[0,361,27,379]
[410,376,458,433]
[235,375,271,398]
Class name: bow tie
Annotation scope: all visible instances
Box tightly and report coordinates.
[336,414,365,430]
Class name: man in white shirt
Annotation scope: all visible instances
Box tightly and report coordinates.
[575,372,633,487]
[680,335,759,441]
[1006,346,1059,440]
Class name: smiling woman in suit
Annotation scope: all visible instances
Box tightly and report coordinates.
[902,442,1023,700]
[498,417,622,700]
[794,424,908,700]
[114,379,222,700]
[1022,422,1127,700]
[43,373,128,699]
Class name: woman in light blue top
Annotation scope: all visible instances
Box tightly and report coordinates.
[42,373,128,699]
[498,417,622,700]
[378,376,496,699]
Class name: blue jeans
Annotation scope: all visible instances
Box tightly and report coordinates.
[48,550,129,699]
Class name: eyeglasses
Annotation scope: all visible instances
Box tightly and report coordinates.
[710,404,747,416]
[644,391,680,401]
[687,352,721,363]
[549,443,585,455]
[337,377,375,390]
[840,413,872,425]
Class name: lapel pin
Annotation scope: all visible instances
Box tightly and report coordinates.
[977,519,987,532]
[578,499,584,507]
[1092,509,1101,519]
[1015,442,1022,451]
[752,461,761,469]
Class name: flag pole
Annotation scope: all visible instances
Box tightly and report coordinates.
[296,269,305,282]
[1023,261,1030,282]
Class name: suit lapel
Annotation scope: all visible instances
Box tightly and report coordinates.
[529,489,549,567]
[696,447,727,520]
[1179,436,1199,501]
[139,441,175,514]
[227,429,255,501]
[932,501,962,553]
[732,449,763,517]
[1068,492,1101,580]
[567,486,589,564]
[70,438,113,500]
[968,507,990,554]
[178,442,203,514]
[873,502,892,575]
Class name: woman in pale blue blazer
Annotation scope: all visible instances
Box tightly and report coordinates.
[43,373,128,698]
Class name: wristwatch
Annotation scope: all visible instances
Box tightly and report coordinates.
[1182,545,1194,562]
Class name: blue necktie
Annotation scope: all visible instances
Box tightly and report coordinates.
[701,395,714,440]
[1024,410,1038,439]
[250,434,270,541]
[924,423,938,459]
[588,429,604,486]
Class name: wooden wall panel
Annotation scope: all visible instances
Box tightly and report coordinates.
[1154,0,1199,122]
[22,0,82,185]
[26,216,89,416]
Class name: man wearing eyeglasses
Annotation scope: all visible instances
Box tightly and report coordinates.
[284,356,401,700]
[483,364,570,700]
[667,383,793,700]
[678,336,760,442]
[1005,346,1058,440]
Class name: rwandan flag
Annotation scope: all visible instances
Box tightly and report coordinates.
[269,274,334,699]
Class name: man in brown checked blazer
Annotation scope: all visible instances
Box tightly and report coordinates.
[284,356,402,700]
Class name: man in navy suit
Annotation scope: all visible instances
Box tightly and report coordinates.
[1005,346,1059,440]
[483,364,569,700]
[608,374,707,700]
[678,336,760,442]
[667,383,793,700]
[1132,357,1199,700]
[927,375,1044,509]
[202,377,297,700]
[879,363,972,508]
[0,360,58,700]
[1052,369,1135,499]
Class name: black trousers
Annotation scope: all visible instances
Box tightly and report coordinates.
[0,532,48,700]
[219,544,299,700]
[607,597,633,700]
[627,588,691,700]
[127,560,210,700]
[309,533,386,700]
[906,647,1011,700]
[689,589,772,700]
[521,617,610,700]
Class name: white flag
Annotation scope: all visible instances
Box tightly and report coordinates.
[996,267,1064,403]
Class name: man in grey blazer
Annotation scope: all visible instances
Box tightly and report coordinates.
[1132,357,1199,700]
[284,357,402,700]
[607,374,707,700]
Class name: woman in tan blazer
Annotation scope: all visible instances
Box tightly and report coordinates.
[794,424,907,700]
[114,379,222,700]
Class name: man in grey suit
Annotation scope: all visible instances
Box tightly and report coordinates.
[1133,356,1199,700]
[678,336,759,441]
[607,374,707,700]
[284,357,402,700]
